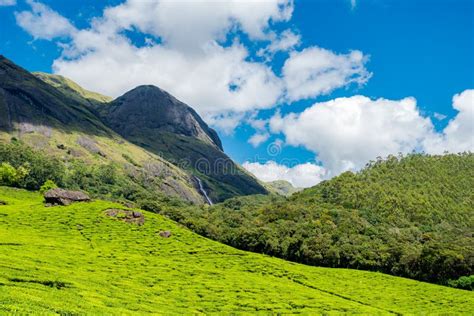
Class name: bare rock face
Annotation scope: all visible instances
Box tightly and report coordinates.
[44,188,90,206]
[104,209,145,225]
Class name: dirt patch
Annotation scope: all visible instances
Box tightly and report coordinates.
[104,209,145,225]
[0,200,7,205]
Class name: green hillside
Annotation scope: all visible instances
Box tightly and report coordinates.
[0,187,472,314]
[0,55,205,204]
[161,153,474,285]
[33,72,113,106]
[32,69,268,203]
[264,179,302,196]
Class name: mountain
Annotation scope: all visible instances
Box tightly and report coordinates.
[0,186,472,314]
[1,55,266,204]
[101,85,221,149]
[33,72,112,106]
[0,55,203,204]
[264,180,302,196]
[161,153,474,285]
[97,85,267,202]
[0,56,108,135]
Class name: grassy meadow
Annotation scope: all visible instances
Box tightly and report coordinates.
[0,186,472,314]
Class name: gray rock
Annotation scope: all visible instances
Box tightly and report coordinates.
[44,188,90,206]
[159,230,172,238]
[104,209,145,225]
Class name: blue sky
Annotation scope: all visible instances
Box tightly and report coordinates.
[1,0,473,187]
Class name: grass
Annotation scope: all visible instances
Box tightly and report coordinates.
[0,186,472,314]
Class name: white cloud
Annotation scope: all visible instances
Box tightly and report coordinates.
[270,95,435,175]
[282,47,371,101]
[14,0,371,133]
[271,90,474,176]
[100,0,293,52]
[0,0,16,6]
[248,132,270,147]
[433,112,447,121]
[15,0,76,40]
[257,29,301,59]
[243,161,327,188]
[424,89,474,154]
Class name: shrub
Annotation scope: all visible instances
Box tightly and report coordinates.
[448,275,474,291]
[0,142,64,190]
[40,180,58,194]
[0,162,29,187]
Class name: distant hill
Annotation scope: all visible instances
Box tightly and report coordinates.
[0,186,472,314]
[264,180,302,196]
[162,153,474,285]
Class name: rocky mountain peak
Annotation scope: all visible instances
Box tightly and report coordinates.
[105,85,223,150]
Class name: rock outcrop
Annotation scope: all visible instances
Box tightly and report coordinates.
[44,188,90,206]
[104,209,145,225]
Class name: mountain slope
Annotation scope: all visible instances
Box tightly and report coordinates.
[102,85,221,149]
[0,55,203,204]
[0,56,107,134]
[264,180,302,196]
[0,186,472,314]
[160,153,474,285]
[33,72,113,106]
[98,85,267,202]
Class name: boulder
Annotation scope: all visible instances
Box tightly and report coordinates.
[104,209,145,225]
[44,188,90,206]
[159,230,172,238]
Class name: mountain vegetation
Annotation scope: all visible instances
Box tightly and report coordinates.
[96,85,267,202]
[264,179,302,196]
[1,55,473,313]
[0,186,472,314]
[1,55,265,205]
[33,72,113,106]
[161,153,474,286]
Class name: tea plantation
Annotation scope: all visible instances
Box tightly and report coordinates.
[0,187,472,314]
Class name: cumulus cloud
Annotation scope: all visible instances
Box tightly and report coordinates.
[15,0,76,39]
[14,0,371,132]
[433,112,447,121]
[257,29,301,59]
[283,47,371,101]
[0,0,16,6]
[424,89,474,154]
[271,90,474,177]
[243,161,327,188]
[248,132,270,147]
[270,95,435,175]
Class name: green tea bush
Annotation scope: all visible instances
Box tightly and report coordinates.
[39,180,58,194]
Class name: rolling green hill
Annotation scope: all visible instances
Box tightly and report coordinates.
[264,179,302,196]
[161,153,474,285]
[0,186,472,314]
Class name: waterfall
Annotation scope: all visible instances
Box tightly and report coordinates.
[195,177,213,205]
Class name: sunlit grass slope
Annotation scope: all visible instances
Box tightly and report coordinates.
[0,187,472,314]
